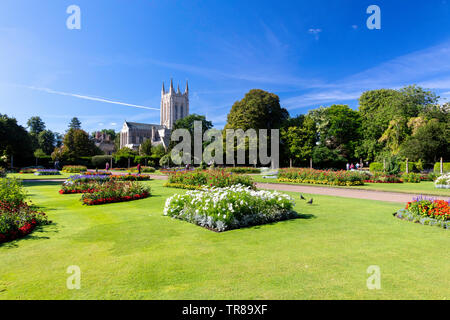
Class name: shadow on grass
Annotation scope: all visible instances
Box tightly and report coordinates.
[22,181,64,187]
[0,223,59,249]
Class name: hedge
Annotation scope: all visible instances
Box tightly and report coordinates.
[434,162,450,173]
[369,162,384,173]
[399,161,416,173]
[92,155,113,168]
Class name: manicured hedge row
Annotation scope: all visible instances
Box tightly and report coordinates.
[434,162,450,173]
[167,169,255,189]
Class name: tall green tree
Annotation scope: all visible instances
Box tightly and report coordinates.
[68,117,82,130]
[225,89,288,131]
[27,116,46,135]
[0,114,34,166]
[53,128,100,161]
[38,130,56,155]
[280,116,316,167]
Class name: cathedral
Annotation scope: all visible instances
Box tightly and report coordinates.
[119,79,189,151]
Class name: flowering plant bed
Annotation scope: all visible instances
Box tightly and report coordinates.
[167,169,254,189]
[110,174,152,181]
[278,168,365,186]
[59,181,99,194]
[81,181,151,205]
[226,167,261,174]
[66,174,111,184]
[164,185,298,232]
[435,173,450,189]
[84,171,112,176]
[363,173,403,183]
[394,196,450,229]
[34,169,61,176]
[128,166,156,173]
[0,201,51,243]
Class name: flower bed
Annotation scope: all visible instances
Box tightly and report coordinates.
[34,169,61,176]
[278,168,365,186]
[435,173,450,189]
[0,178,51,243]
[110,174,152,181]
[394,196,450,229]
[363,174,403,184]
[59,181,99,194]
[164,185,298,232]
[166,169,254,189]
[226,167,261,174]
[84,171,112,176]
[62,165,87,173]
[81,181,151,205]
[401,172,421,183]
[66,174,111,184]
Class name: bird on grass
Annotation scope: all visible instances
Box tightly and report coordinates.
[306,198,313,204]
[300,194,306,200]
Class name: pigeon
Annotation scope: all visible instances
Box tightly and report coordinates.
[300,194,306,200]
[306,198,313,204]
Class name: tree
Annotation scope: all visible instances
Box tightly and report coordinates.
[170,114,213,163]
[139,139,153,156]
[114,147,138,168]
[38,130,56,155]
[0,114,34,166]
[307,105,361,164]
[225,89,288,131]
[54,128,101,161]
[27,116,46,135]
[280,116,316,167]
[68,117,82,130]
[400,119,450,165]
[358,85,439,160]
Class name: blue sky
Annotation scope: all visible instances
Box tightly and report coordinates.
[1,0,449,133]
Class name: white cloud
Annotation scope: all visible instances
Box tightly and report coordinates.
[308,28,322,40]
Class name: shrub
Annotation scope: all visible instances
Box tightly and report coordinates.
[0,178,27,206]
[434,173,450,189]
[369,162,384,173]
[167,169,254,189]
[0,168,5,178]
[81,181,151,205]
[399,161,416,173]
[434,162,450,173]
[164,185,298,232]
[91,155,112,168]
[0,201,51,243]
[62,165,87,173]
[278,168,365,186]
[365,173,402,183]
[128,166,156,173]
[226,167,261,174]
[401,172,421,183]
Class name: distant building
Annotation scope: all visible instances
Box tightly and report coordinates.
[93,131,115,155]
[120,79,189,151]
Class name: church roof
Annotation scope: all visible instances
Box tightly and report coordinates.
[124,122,163,130]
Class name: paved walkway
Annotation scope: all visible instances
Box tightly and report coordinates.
[256,182,447,203]
[22,175,447,203]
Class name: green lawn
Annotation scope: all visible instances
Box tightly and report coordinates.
[0,180,448,299]
[8,173,72,180]
[251,175,450,197]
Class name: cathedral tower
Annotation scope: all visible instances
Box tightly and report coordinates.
[160,79,189,129]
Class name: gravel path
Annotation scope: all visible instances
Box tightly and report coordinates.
[22,175,447,203]
[256,182,448,203]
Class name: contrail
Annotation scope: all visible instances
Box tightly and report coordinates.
[26,86,160,111]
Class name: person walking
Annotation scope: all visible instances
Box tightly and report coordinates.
[356,163,360,170]
[105,162,110,172]
[346,162,350,171]
[137,163,141,174]
[350,163,355,170]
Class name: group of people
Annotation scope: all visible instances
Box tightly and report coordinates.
[346,162,364,171]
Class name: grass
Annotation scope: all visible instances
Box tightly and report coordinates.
[0,180,449,299]
[251,175,450,197]
[8,173,72,180]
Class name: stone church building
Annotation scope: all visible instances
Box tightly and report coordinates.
[120,79,189,151]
